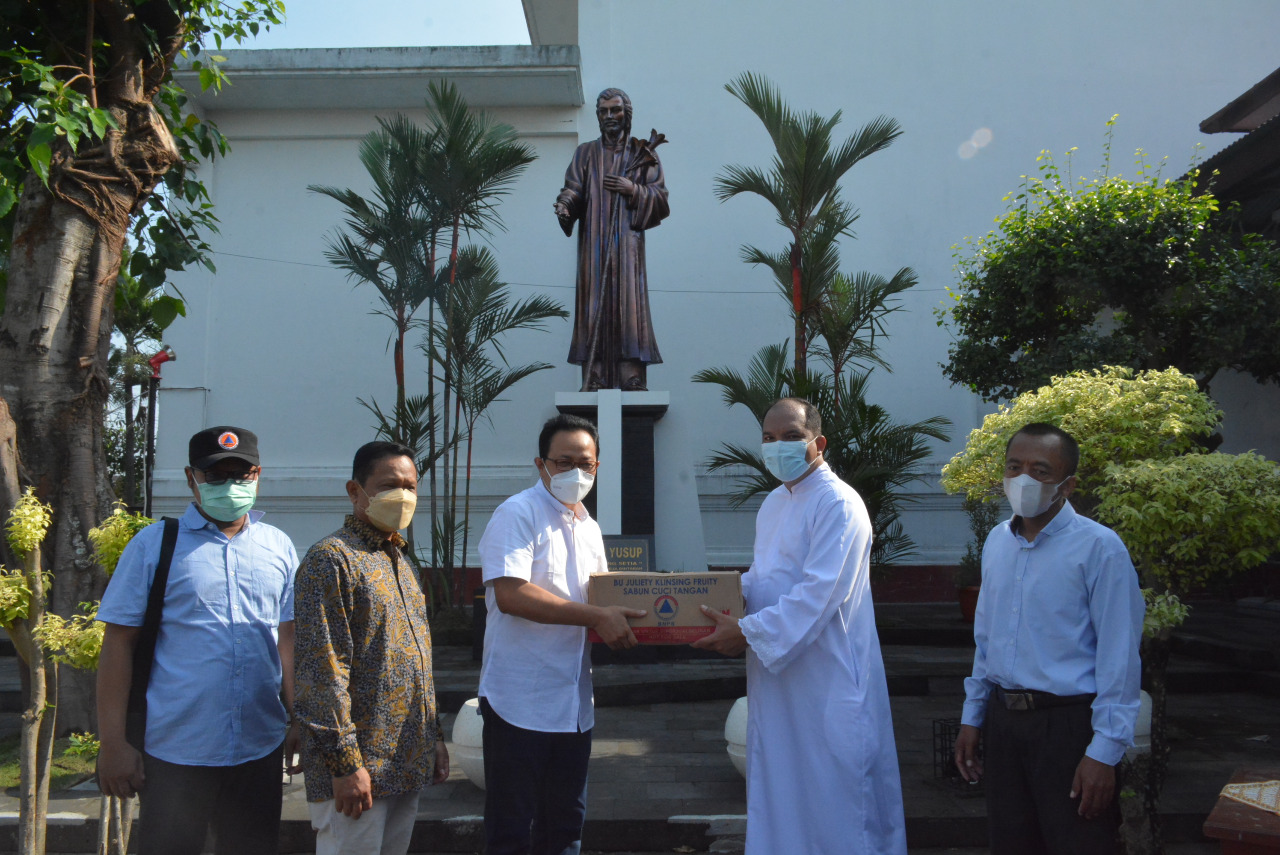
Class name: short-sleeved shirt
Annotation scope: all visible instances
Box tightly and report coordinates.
[477,482,606,733]
[98,503,297,766]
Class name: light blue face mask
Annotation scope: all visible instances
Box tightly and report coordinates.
[761,438,816,483]
[197,480,257,522]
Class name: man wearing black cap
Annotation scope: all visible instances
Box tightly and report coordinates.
[97,426,300,855]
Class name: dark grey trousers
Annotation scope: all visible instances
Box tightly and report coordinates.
[983,696,1121,855]
[137,743,283,855]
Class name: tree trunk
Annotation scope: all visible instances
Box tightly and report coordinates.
[449,396,463,607]
[123,376,136,507]
[18,647,48,855]
[440,218,461,591]
[426,237,439,576]
[790,244,806,377]
[460,419,476,608]
[97,794,134,855]
[0,86,180,728]
[1142,634,1172,852]
[1119,751,1158,855]
[13,540,56,855]
[0,399,22,570]
[1120,633,1173,855]
[0,185,118,730]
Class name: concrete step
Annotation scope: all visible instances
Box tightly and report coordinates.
[4,691,1273,853]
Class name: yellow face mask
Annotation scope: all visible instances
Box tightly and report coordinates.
[361,487,417,532]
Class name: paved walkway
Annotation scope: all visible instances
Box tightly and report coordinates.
[2,600,1276,852]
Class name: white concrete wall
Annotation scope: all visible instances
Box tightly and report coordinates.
[157,0,1280,572]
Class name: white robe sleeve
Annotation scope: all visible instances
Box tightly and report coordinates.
[739,488,869,674]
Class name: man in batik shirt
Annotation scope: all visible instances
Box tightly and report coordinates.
[294,441,449,855]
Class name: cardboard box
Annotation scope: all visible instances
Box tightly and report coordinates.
[587,571,744,644]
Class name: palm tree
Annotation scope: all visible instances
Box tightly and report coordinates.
[456,355,552,592]
[417,81,536,591]
[714,72,902,376]
[694,343,950,570]
[739,199,855,362]
[316,86,549,604]
[310,118,441,444]
[812,267,916,403]
[423,245,566,602]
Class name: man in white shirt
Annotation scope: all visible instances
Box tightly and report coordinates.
[953,422,1144,855]
[694,398,908,855]
[476,413,645,855]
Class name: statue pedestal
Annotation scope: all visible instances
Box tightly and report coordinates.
[555,390,669,536]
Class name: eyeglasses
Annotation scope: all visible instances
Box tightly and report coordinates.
[200,467,259,486]
[542,457,599,474]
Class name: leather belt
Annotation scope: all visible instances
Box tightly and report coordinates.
[996,687,1095,711]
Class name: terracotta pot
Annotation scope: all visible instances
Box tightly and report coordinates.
[957,586,980,623]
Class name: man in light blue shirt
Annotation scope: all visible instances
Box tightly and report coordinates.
[97,426,298,855]
[954,422,1144,855]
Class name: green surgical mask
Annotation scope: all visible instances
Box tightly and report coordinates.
[197,481,257,522]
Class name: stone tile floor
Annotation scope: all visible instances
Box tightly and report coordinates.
[2,601,1276,851]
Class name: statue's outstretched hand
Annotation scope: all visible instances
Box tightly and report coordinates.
[554,201,574,236]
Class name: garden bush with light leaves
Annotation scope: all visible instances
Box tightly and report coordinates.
[0,490,112,668]
[1096,452,1280,600]
[940,366,1221,515]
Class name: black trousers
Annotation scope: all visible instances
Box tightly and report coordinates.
[137,743,283,855]
[983,696,1120,855]
[480,697,592,855]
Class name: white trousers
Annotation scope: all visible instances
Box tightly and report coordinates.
[308,790,421,855]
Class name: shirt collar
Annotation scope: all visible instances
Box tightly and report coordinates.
[1009,499,1077,542]
[344,514,407,550]
[786,460,831,495]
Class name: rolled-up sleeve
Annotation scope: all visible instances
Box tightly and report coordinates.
[293,544,363,779]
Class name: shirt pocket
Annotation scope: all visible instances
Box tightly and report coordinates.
[171,543,229,615]
[239,544,285,624]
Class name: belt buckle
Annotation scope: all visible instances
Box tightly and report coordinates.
[1005,691,1033,711]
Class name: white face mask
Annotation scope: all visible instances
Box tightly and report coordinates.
[761,438,816,483]
[543,465,595,506]
[1003,473,1068,519]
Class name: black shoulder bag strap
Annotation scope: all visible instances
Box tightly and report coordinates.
[124,516,179,752]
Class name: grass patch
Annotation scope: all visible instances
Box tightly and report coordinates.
[0,733,97,792]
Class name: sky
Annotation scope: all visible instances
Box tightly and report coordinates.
[243,0,531,49]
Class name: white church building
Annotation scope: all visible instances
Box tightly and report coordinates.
[155,0,1280,591]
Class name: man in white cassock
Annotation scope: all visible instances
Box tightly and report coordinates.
[694,397,907,855]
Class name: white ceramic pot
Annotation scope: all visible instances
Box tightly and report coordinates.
[451,697,486,789]
[725,696,748,778]
[1132,689,1153,753]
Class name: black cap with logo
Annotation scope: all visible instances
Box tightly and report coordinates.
[189,426,260,469]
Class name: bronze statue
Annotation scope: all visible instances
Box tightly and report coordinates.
[555,88,669,391]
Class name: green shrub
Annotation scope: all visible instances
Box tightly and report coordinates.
[941,366,1220,507]
[1096,452,1280,594]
